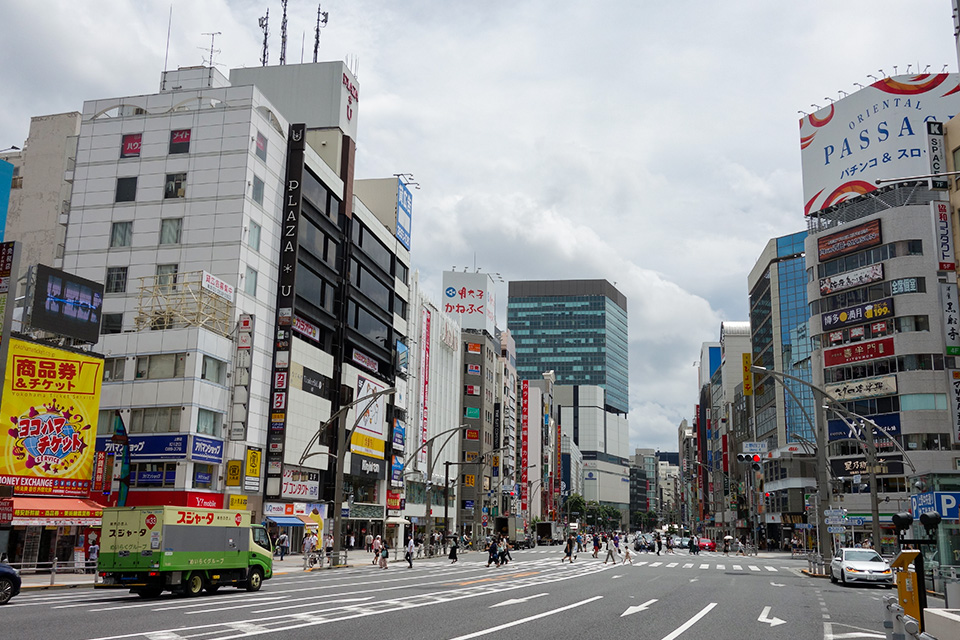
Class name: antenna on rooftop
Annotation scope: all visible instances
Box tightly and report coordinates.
[200,31,222,68]
[279,0,288,65]
[258,9,269,66]
[314,4,329,63]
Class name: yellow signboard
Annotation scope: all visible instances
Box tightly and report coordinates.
[245,447,262,478]
[228,494,248,510]
[463,474,475,488]
[742,353,753,396]
[225,460,243,487]
[350,431,386,460]
[0,338,103,496]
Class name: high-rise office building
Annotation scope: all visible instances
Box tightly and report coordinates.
[507,279,629,415]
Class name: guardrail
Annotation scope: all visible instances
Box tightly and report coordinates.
[807,552,827,575]
[5,560,97,586]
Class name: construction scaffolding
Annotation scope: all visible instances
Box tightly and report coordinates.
[135,270,233,338]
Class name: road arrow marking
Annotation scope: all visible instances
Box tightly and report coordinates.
[490,593,549,608]
[611,575,622,579]
[621,598,657,617]
[758,606,786,627]
[770,582,785,587]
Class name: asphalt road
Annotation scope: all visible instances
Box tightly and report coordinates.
[5,548,896,640]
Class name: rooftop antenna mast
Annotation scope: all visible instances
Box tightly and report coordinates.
[279,0,288,65]
[258,9,269,66]
[954,0,960,73]
[313,4,329,63]
[200,31,221,68]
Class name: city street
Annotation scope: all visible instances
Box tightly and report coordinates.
[6,548,899,640]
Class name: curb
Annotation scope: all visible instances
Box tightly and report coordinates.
[801,569,830,579]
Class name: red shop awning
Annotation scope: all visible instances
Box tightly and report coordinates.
[0,497,104,526]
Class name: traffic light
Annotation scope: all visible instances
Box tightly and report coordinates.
[736,453,763,472]
[892,511,913,539]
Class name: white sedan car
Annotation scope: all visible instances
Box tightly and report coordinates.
[830,548,894,587]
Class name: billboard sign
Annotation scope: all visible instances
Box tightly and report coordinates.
[417,306,431,469]
[521,380,529,513]
[351,375,387,459]
[926,121,948,189]
[823,336,894,367]
[817,220,882,262]
[950,370,960,444]
[800,74,960,216]
[0,338,103,496]
[828,412,901,443]
[941,283,960,356]
[96,434,188,460]
[396,178,413,250]
[442,271,496,336]
[821,298,893,331]
[30,264,104,343]
[820,264,884,296]
[932,201,957,271]
[825,374,897,402]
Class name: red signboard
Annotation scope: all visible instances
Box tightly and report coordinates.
[92,451,107,493]
[824,337,895,367]
[386,490,402,510]
[466,429,479,441]
[125,490,224,509]
[521,380,529,513]
[121,133,142,158]
[0,499,12,525]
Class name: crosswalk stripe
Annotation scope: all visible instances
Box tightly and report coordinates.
[699,564,709,569]
[649,562,662,567]
[667,563,678,568]
[749,565,761,572]
[683,563,693,568]
[765,566,778,572]
[716,565,725,570]
[733,565,742,571]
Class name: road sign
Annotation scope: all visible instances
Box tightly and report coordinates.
[824,517,847,525]
[742,441,768,454]
[824,509,846,517]
[794,523,814,529]
[826,526,845,534]
[847,517,865,526]
[481,515,488,526]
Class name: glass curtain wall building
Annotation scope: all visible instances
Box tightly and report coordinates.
[506,280,628,415]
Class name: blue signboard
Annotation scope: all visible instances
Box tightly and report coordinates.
[828,412,901,442]
[463,500,475,510]
[391,455,403,483]
[195,472,213,484]
[0,160,12,242]
[396,178,413,250]
[912,491,960,520]
[135,470,176,485]
[392,419,406,451]
[96,434,188,460]
[191,435,224,463]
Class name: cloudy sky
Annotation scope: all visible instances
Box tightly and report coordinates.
[3,1,959,453]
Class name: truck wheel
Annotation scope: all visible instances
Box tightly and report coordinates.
[245,567,263,592]
[182,573,204,597]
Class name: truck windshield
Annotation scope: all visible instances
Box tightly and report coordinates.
[253,527,272,550]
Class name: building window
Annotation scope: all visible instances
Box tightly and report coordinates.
[115,177,137,202]
[201,355,226,384]
[169,129,191,154]
[197,408,222,436]
[194,463,216,489]
[105,267,128,293]
[160,218,182,244]
[165,173,186,199]
[131,462,177,487]
[97,409,117,435]
[252,174,265,205]
[248,221,261,252]
[135,353,187,379]
[101,312,123,334]
[244,266,258,296]
[129,407,180,433]
[103,357,126,382]
[255,131,268,161]
[110,221,133,248]
[156,264,178,292]
[120,133,142,158]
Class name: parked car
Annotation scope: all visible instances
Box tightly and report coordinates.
[830,548,894,587]
[0,563,22,605]
[679,537,691,550]
[698,538,716,552]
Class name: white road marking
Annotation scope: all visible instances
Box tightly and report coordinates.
[635,561,648,566]
[758,606,786,627]
[649,562,663,567]
[186,596,373,615]
[716,565,725,570]
[699,564,709,569]
[447,596,603,640]
[666,563,678,568]
[749,565,761,571]
[765,566,778,572]
[151,596,288,612]
[662,602,717,640]
[489,593,548,608]
[611,575,622,579]
[621,598,658,617]
[683,563,693,569]
[732,565,742,571]
[145,633,184,640]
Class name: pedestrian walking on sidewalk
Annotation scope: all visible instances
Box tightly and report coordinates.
[406,536,415,569]
[277,532,289,561]
[603,535,617,564]
[449,536,459,564]
[372,535,382,565]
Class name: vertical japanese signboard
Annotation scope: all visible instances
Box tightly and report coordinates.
[265,124,305,497]
[941,283,960,356]
[520,380,529,513]
[949,370,960,444]
[931,201,957,271]
[0,338,103,496]
[417,306,431,468]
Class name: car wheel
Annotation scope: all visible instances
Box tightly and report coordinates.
[246,567,263,592]
[0,578,14,605]
[830,569,837,584]
[182,573,204,597]
[840,571,847,586]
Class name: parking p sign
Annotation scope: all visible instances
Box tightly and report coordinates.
[912,491,960,520]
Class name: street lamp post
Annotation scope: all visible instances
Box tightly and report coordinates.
[443,445,511,542]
